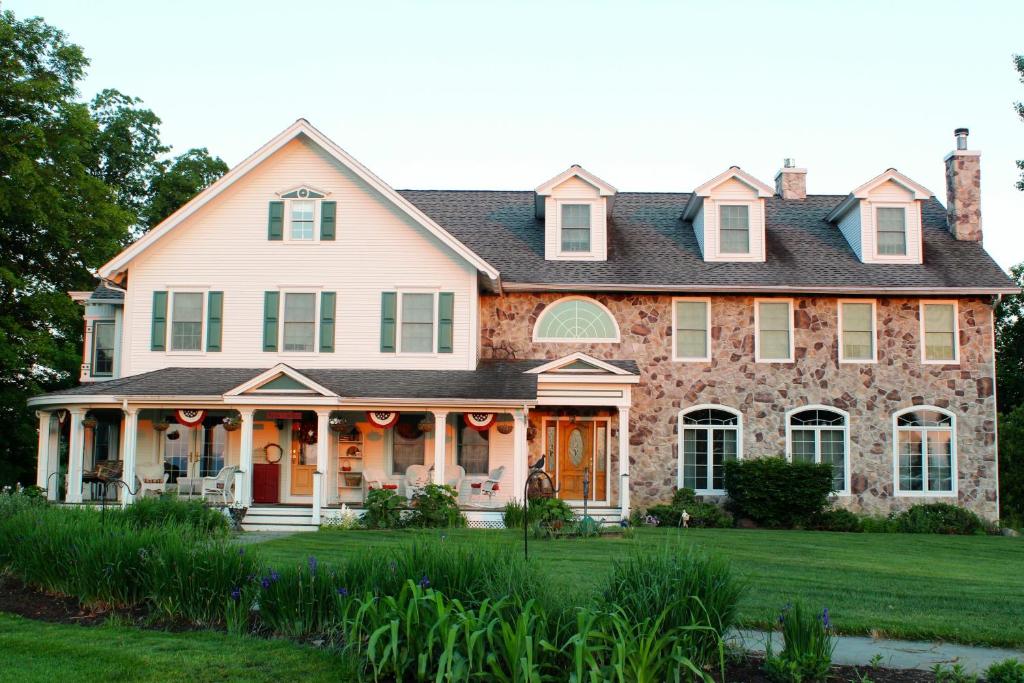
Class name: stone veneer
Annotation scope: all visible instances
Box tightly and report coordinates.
[480,293,999,520]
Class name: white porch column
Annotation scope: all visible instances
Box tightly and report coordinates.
[35,411,51,491]
[618,407,631,520]
[67,408,86,503]
[237,408,255,507]
[512,409,527,502]
[313,409,331,525]
[431,410,449,485]
[121,407,139,506]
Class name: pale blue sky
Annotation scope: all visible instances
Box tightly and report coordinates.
[12,0,1024,268]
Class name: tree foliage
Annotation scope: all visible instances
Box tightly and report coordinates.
[1015,54,1023,192]
[0,10,225,486]
[994,264,1024,413]
[143,148,228,229]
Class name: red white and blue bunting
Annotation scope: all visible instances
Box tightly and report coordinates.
[366,411,399,429]
[175,409,207,428]
[463,412,496,432]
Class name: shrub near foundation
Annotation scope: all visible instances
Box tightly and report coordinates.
[724,458,834,528]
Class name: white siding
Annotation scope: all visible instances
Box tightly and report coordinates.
[123,137,477,374]
[543,176,608,261]
[859,180,922,264]
[702,178,766,263]
[837,204,863,260]
[693,204,705,256]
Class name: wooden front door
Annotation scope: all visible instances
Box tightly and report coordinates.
[290,423,315,496]
[557,421,594,499]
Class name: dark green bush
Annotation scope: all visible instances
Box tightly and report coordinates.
[808,508,863,532]
[893,503,991,535]
[985,657,1024,683]
[646,488,734,528]
[407,484,465,528]
[362,488,406,529]
[724,458,834,528]
[502,496,575,528]
[122,496,230,535]
[860,515,898,533]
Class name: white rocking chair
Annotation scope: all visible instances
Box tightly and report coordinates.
[135,464,169,497]
[201,465,238,504]
[471,466,505,508]
[404,464,431,501]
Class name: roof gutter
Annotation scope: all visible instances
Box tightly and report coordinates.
[499,282,1021,297]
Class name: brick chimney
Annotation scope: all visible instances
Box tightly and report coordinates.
[944,128,982,241]
[774,158,807,200]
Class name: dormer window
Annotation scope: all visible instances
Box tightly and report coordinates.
[561,204,592,252]
[719,205,750,254]
[268,186,336,242]
[876,207,906,256]
[535,165,616,262]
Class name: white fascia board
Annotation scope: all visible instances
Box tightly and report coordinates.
[534,165,617,196]
[825,194,858,223]
[224,363,337,397]
[524,352,635,376]
[850,169,933,200]
[500,282,1019,296]
[691,166,775,198]
[99,119,499,281]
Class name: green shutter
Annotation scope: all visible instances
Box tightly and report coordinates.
[268,201,284,240]
[380,292,397,353]
[263,291,279,352]
[319,291,336,352]
[151,291,167,351]
[320,201,336,241]
[206,291,223,352]
[438,292,454,353]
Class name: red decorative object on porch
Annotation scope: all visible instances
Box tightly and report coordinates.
[175,409,206,428]
[253,463,279,504]
[366,411,399,428]
[382,484,398,490]
[463,413,495,431]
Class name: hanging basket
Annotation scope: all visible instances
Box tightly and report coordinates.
[526,423,539,441]
[166,431,181,441]
[496,421,514,435]
[222,416,241,432]
[366,411,399,429]
[329,417,351,433]
[81,416,98,429]
[417,417,435,433]
[463,413,495,432]
[153,420,170,433]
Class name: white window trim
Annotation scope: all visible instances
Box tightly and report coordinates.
[397,289,439,356]
[554,199,599,259]
[167,289,208,356]
[384,417,429,477]
[784,405,851,496]
[285,198,321,243]
[891,405,958,498]
[671,297,712,362]
[90,319,116,377]
[532,295,621,343]
[919,299,960,365]
[837,299,878,364]
[717,201,755,256]
[871,202,913,260]
[754,298,795,363]
[278,289,321,356]
[676,404,743,496]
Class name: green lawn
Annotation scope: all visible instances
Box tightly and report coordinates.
[255,527,1024,647]
[0,613,352,682]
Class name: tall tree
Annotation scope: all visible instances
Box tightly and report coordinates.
[143,148,228,229]
[1016,54,1023,191]
[995,264,1024,413]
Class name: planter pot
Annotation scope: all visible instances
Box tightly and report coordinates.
[82,417,98,429]
[153,422,170,433]
[166,431,180,441]
[496,422,514,435]
[223,422,240,432]
[344,473,362,487]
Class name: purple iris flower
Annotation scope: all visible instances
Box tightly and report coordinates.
[261,577,271,589]
[230,587,241,602]
[238,547,245,555]
[269,569,280,582]
[308,556,318,575]
[337,587,349,597]
[419,575,430,589]
[822,607,831,629]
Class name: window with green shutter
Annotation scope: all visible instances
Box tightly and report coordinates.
[263,291,280,351]
[319,292,336,352]
[320,201,336,240]
[380,292,397,353]
[151,291,167,351]
[437,292,454,353]
[206,292,223,352]
[268,201,284,240]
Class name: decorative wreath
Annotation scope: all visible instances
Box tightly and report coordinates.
[366,411,399,428]
[293,420,318,445]
[463,413,496,432]
[263,443,283,464]
[175,409,206,428]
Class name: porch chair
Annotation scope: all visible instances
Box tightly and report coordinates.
[470,466,505,508]
[404,464,431,501]
[135,464,169,497]
[445,465,466,502]
[362,469,388,501]
[200,465,238,504]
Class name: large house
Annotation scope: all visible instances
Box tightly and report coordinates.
[29,121,1015,528]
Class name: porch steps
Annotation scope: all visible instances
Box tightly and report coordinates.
[578,507,624,525]
[241,506,318,532]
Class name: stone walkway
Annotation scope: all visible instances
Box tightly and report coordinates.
[231,530,297,545]
[732,629,1024,675]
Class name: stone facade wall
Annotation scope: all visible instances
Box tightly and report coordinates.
[481,293,999,520]
[945,151,983,242]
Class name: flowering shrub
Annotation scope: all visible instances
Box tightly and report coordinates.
[321,504,363,530]
[763,602,836,682]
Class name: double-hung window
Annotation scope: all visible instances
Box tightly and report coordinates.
[457,422,490,475]
[894,408,954,495]
[171,292,204,351]
[401,293,435,353]
[876,207,907,256]
[921,301,957,363]
[719,205,750,254]
[91,321,115,376]
[673,299,710,361]
[756,300,793,362]
[561,204,591,252]
[290,200,315,241]
[388,413,427,475]
[283,293,316,352]
[839,301,876,362]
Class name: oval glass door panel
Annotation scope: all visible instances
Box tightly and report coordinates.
[568,428,585,466]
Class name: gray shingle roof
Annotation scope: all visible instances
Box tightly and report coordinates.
[91,284,124,301]
[397,190,1014,293]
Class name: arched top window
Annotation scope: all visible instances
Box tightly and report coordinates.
[786,406,849,494]
[677,405,742,494]
[533,297,620,342]
[893,406,956,496]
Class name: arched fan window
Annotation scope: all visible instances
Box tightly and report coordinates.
[533,297,620,342]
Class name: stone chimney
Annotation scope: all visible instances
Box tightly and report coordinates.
[944,128,982,241]
[774,158,807,200]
